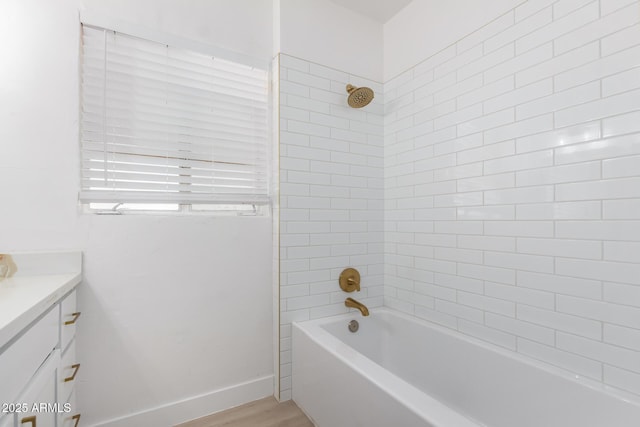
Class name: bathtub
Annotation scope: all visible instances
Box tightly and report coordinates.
[292,308,640,427]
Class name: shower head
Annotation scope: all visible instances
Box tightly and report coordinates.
[346,84,374,108]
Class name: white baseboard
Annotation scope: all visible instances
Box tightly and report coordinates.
[91,375,274,427]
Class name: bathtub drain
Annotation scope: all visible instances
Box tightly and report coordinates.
[348,320,359,333]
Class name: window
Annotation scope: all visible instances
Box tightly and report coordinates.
[80,25,270,213]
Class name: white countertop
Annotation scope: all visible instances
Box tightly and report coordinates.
[0,251,82,350]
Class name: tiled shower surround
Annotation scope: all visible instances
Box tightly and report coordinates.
[384,0,640,396]
[279,0,640,400]
[278,54,384,400]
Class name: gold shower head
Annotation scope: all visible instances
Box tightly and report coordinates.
[346,84,374,108]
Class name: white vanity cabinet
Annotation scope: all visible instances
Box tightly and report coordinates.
[58,289,81,424]
[0,291,80,427]
[0,308,58,411]
[58,339,80,414]
[0,252,82,427]
[13,351,60,427]
[59,290,80,400]
[0,307,63,427]
[60,290,79,352]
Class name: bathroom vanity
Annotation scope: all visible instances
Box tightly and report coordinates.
[0,252,82,427]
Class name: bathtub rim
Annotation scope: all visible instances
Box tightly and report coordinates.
[293,307,640,414]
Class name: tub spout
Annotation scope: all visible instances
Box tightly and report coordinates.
[345,297,369,316]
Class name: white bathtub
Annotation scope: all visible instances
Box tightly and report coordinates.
[292,308,640,427]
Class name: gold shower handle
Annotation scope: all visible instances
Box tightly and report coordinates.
[339,268,361,292]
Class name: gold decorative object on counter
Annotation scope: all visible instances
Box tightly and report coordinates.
[0,254,18,280]
[345,297,369,316]
[339,267,361,292]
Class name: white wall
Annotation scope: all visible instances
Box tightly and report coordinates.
[81,216,273,426]
[384,0,640,397]
[278,54,385,400]
[0,0,84,250]
[0,0,275,425]
[278,0,384,82]
[384,0,523,80]
[82,0,273,63]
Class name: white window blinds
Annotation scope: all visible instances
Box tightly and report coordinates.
[80,25,269,205]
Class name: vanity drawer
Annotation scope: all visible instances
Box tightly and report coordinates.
[15,350,59,427]
[58,390,80,427]
[0,414,14,427]
[0,307,58,407]
[60,290,79,352]
[58,338,78,405]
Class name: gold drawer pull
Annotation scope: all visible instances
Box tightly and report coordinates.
[65,312,81,325]
[72,414,81,427]
[64,364,81,382]
[21,416,36,426]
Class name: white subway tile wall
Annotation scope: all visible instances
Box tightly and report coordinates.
[279,54,384,399]
[271,57,281,398]
[384,0,640,397]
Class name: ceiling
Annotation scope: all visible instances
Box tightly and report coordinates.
[328,0,414,23]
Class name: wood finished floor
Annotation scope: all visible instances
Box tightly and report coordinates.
[175,397,315,427]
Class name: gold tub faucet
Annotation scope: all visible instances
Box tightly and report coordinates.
[345,297,369,316]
